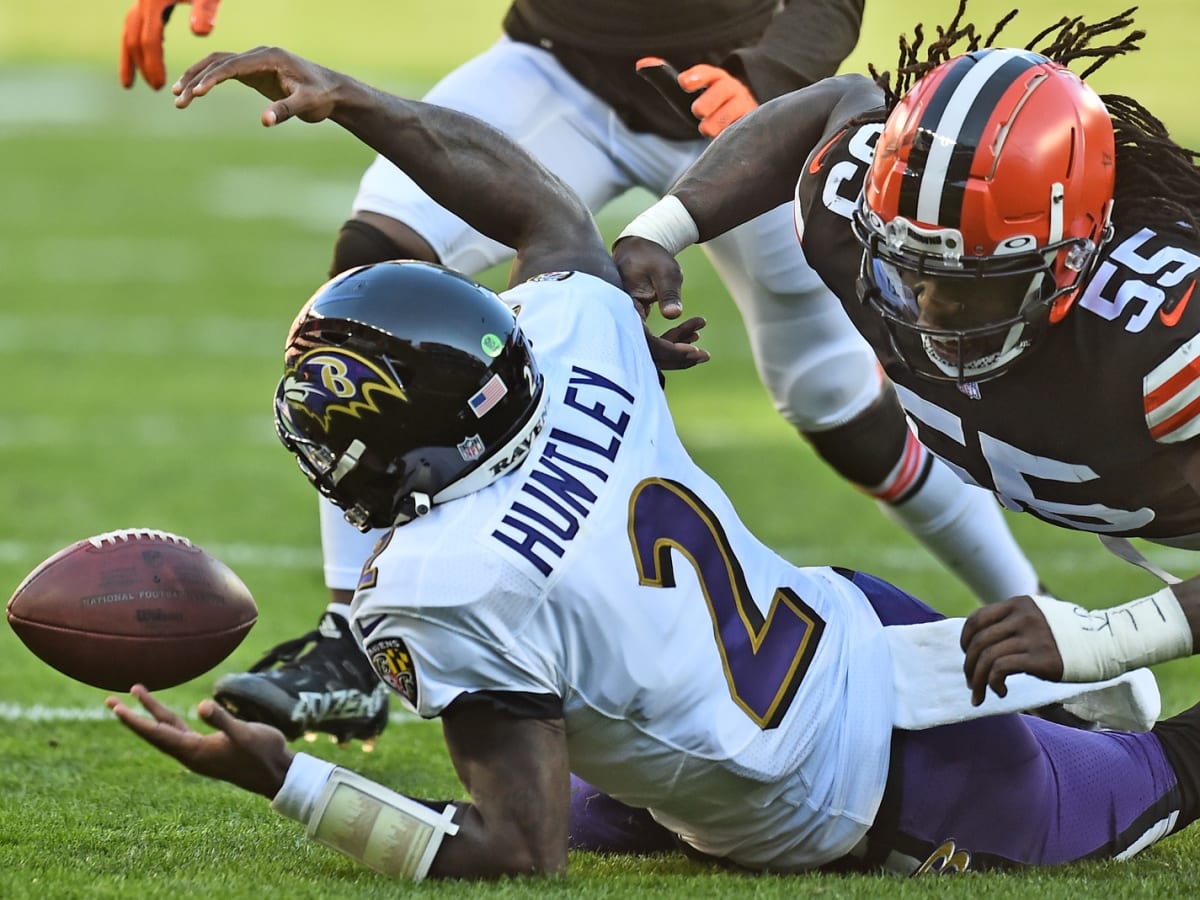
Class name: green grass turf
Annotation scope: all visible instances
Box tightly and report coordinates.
[4,1,1200,896]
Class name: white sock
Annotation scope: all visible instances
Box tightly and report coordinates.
[879,454,1039,605]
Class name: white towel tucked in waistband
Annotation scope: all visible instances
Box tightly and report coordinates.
[887,617,1160,732]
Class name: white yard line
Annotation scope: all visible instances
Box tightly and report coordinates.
[0,536,1193,576]
[0,702,425,726]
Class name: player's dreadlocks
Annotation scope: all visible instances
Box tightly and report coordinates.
[870,2,1200,233]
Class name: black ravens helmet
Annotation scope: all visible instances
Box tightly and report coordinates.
[274,261,546,531]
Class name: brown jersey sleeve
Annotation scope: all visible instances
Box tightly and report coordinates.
[724,0,866,100]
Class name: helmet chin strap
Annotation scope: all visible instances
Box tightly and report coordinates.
[330,439,366,485]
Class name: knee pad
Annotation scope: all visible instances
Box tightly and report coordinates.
[730,282,884,432]
[756,331,884,433]
[329,218,417,277]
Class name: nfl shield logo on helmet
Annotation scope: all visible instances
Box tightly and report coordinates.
[457,434,486,461]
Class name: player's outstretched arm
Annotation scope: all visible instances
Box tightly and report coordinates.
[110,686,573,879]
[172,47,613,288]
[172,47,708,370]
[614,73,880,319]
[669,73,879,241]
[961,576,1200,704]
[120,0,221,90]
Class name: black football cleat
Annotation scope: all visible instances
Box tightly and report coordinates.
[213,610,389,745]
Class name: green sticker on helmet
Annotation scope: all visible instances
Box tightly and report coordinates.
[481,333,504,357]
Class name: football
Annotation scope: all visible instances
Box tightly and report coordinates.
[7,528,258,691]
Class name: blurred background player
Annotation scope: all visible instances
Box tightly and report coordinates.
[119,0,1044,743]
[613,5,1200,701]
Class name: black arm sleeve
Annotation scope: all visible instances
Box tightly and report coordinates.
[724,0,866,100]
[445,690,565,720]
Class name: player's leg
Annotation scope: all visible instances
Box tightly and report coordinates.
[699,206,1040,605]
[852,712,1188,873]
[215,38,636,741]
[1148,701,1200,834]
[568,774,678,854]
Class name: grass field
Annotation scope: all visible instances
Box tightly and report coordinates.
[4,1,1200,896]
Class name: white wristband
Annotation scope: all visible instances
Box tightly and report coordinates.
[1032,588,1194,682]
[271,751,336,823]
[616,195,700,255]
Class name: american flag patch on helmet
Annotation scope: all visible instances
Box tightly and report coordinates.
[469,373,508,418]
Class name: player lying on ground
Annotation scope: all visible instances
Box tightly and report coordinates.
[612,3,1200,703]
[110,44,1200,880]
[118,0,1050,748]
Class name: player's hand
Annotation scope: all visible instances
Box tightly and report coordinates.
[613,236,686,321]
[678,64,758,138]
[173,47,345,127]
[119,0,221,91]
[107,684,294,799]
[645,316,710,371]
[960,596,1065,706]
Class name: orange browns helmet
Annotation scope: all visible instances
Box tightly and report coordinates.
[852,49,1117,382]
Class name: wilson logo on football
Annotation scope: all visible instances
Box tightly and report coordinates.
[283,348,408,432]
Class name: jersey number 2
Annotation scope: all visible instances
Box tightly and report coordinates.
[628,478,824,729]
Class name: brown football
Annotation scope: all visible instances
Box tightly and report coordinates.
[6,529,257,691]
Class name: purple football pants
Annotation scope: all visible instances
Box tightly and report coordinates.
[567,569,1185,871]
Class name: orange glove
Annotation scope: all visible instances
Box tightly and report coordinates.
[678,64,758,138]
[119,0,222,90]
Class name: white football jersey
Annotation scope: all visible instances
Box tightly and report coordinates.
[351,272,894,870]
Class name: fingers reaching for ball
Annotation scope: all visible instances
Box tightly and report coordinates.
[107,685,296,799]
